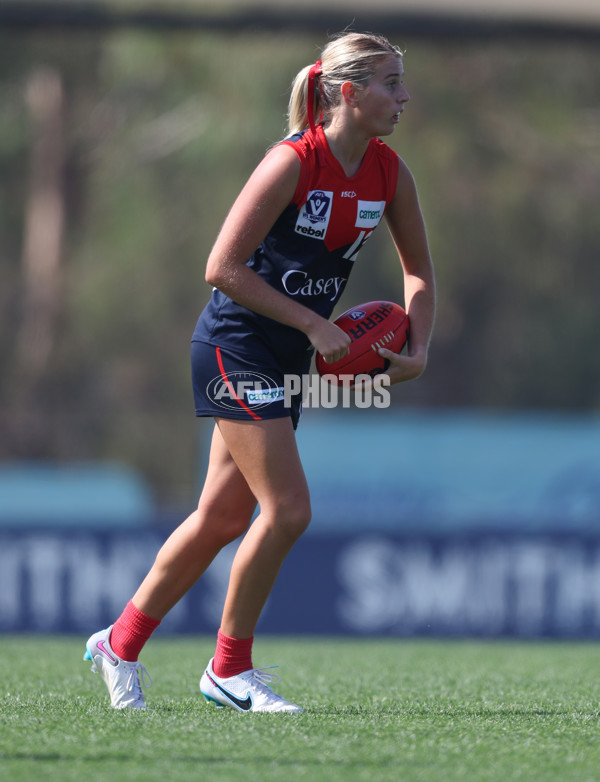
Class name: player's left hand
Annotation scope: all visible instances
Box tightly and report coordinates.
[377,347,427,384]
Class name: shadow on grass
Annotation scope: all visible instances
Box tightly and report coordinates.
[2,751,402,770]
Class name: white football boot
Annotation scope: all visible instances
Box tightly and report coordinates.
[200,657,303,713]
[83,626,152,709]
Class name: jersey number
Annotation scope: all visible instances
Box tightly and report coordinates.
[343,230,373,262]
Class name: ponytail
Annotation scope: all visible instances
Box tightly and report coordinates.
[287,64,320,135]
[286,32,403,137]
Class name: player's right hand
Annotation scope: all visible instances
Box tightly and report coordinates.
[306,318,351,364]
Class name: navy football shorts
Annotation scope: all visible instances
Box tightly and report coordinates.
[191,340,310,430]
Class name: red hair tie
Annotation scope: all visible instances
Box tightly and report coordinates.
[307,60,323,134]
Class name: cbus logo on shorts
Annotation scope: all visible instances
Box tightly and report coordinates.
[355,200,386,229]
[295,190,333,239]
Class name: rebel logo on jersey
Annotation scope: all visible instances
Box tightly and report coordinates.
[294,189,333,238]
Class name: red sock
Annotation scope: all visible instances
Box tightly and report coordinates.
[109,600,161,662]
[213,629,254,678]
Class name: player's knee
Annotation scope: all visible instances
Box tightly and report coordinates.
[196,499,253,546]
[218,515,252,545]
[269,493,312,541]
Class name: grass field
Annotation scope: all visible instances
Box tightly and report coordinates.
[1,636,599,782]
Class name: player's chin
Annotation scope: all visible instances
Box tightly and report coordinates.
[377,122,397,137]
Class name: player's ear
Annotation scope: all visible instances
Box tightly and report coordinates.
[341,81,359,108]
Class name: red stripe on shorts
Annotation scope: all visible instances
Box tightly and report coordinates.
[215,346,262,421]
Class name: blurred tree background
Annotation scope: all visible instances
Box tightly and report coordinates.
[1,9,599,507]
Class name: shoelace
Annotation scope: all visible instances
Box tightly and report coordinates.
[126,662,153,700]
[250,666,281,691]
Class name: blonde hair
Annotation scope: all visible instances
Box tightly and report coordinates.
[287,32,404,135]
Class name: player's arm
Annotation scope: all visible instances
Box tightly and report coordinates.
[205,144,350,363]
[382,156,436,383]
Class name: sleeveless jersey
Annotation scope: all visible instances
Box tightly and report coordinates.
[192,125,399,369]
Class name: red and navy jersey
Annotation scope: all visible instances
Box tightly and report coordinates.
[192,125,399,368]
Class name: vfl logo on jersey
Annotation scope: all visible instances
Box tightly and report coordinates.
[356,200,386,229]
[295,190,333,240]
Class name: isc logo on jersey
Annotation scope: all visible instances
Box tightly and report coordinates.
[356,200,386,229]
[295,190,333,239]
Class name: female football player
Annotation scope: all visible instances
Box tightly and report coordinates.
[84,30,436,712]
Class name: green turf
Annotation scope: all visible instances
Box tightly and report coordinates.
[1,636,599,782]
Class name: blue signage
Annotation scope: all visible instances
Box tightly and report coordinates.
[2,529,600,638]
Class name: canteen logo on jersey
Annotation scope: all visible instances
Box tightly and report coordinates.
[355,200,386,229]
[295,190,333,239]
[206,371,285,411]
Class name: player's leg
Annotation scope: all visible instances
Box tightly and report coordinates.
[200,415,310,713]
[84,423,257,709]
[130,424,257,620]
[218,416,310,638]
